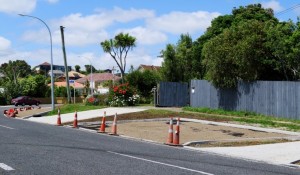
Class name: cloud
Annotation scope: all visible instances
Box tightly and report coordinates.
[0,0,36,14]
[262,0,284,12]
[21,7,155,46]
[0,36,11,50]
[47,0,59,4]
[116,27,168,45]
[146,11,221,34]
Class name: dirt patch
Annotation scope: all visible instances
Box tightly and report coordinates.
[14,107,51,118]
[20,109,298,147]
[112,120,292,144]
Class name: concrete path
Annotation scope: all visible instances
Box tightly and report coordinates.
[186,141,300,166]
[26,107,147,125]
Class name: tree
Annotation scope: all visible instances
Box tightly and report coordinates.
[84,65,96,74]
[265,20,300,80]
[19,75,49,97]
[160,44,177,81]
[160,34,201,82]
[126,69,161,99]
[75,65,81,72]
[100,33,136,83]
[0,60,32,100]
[0,60,32,85]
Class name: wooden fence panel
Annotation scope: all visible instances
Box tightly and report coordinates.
[157,82,189,107]
[190,80,300,120]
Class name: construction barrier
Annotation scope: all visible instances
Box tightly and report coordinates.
[73,111,78,128]
[109,113,118,136]
[165,117,182,147]
[56,108,62,126]
[173,118,181,146]
[98,111,106,133]
[165,117,173,145]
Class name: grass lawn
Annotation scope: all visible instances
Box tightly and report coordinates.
[47,104,106,116]
[46,104,300,132]
[183,107,300,132]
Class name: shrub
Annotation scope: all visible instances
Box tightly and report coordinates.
[108,83,140,106]
[84,94,109,106]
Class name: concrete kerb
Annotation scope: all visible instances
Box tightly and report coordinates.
[21,110,52,119]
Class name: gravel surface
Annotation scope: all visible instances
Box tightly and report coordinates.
[15,107,297,147]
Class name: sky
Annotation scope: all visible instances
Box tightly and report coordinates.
[0,0,299,72]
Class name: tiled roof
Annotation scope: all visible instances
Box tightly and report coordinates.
[138,64,161,71]
[39,62,51,66]
[68,71,86,78]
[52,70,64,74]
[76,73,121,83]
[49,81,84,89]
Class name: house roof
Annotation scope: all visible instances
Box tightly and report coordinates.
[138,64,161,71]
[61,71,86,78]
[67,71,86,78]
[76,73,121,83]
[49,81,84,89]
[39,62,51,66]
[52,70,64,74]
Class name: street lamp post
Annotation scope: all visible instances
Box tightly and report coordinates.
[19,14,55,111]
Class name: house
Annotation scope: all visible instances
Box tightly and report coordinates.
[52,70,65,78]
[56,71,86,81]
[76,73,121,94]
[33,62,72,76]
[48,81,85,95]
[137,64,161,72]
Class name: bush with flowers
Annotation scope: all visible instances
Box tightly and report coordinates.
[85,95,100,106]
[108,83,140,106]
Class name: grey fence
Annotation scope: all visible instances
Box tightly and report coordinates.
[156,82,189,107]
[190,80,300,120]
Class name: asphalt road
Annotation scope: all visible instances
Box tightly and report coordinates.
[0,109,299,174]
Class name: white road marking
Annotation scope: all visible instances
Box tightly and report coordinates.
[0,124,14,129]
[0,163,14,171]
[107,151,214,175]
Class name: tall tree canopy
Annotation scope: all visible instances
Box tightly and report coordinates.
[0,60,31,85]
[199,3,295,88]
[75,65,81,72]
[84,65,96,74]
[100,33,136,82]
[160,34,203,82]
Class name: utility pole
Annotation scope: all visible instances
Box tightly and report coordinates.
[60,26,71,103]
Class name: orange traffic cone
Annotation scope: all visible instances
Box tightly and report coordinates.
[56,108,62,126]
[173,118,181,146]
[73,111,78,128]
[98,111,106,133]
[165,117,173,145]
[109,113,118,136]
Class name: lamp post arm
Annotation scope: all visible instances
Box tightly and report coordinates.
[19,14,55,111]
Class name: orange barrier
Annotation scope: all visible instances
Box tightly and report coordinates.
[56,108,62,126]
[9,108,16,118]
[165,117,173,144]
[173,118,180,145]
[98,111,106,133]
[109,113,118,136]
[73,111,78,128]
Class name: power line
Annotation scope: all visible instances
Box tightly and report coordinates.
[275,4,300,16]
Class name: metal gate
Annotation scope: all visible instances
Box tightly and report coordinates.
[156,82,189,107]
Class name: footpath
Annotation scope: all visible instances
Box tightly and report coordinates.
[19,106,300,168]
